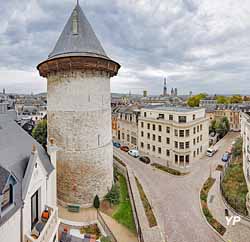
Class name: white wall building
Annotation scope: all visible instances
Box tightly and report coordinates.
[138,106,209,168]
[0,109,59,242]
[240,112,250,214]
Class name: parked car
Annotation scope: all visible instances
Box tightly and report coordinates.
[139,156,151,164]
[222,152,230,162]
[120,146,129,152]
[128,149,140,158]
[112,141,121,148]
[206,146,218,157]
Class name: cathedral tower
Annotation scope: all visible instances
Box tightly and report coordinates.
[37,2,120,207]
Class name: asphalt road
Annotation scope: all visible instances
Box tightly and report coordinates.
[114,132,239,242]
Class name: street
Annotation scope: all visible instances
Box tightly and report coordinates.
[114,132,239,242]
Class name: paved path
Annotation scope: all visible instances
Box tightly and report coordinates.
[114,132,244,242]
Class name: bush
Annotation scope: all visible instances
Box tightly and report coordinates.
[32,120,47,148]
[93,195,100,209]
[105,184,120,205]
[100,236,112,242]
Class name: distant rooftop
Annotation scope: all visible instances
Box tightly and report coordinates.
[143,105,204,112]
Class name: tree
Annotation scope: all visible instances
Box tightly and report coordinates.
[187,93,207,107]
[216,96,229,104]
[229,95,243,104]
[93,195,100,209]
[32,120,47,148]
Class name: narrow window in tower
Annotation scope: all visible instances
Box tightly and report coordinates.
[88,95,90,102]
[72,9,79,34]
[98,135,100,146]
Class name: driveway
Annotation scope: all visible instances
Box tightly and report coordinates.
[114,132,239,242]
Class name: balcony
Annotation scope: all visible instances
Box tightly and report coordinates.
[25,206,58,242]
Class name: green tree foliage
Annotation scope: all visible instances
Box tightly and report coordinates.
[32,120,47,148]
[232,138,243,159]
[229,95,243,104]
[100,236,112,242]
[93,195,100,209]
[210,117,230,138]
[187,93,207,107]
[216,96,229,104]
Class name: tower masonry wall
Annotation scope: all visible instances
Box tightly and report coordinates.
[47,70,113,207]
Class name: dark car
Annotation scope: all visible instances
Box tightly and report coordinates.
[222,152,230,162]
[112,141,121,148]
[139,156,151,164]
[120,146,129,152]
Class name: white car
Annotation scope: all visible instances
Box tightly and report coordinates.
[206,147,218,157]
[128,149,140,158]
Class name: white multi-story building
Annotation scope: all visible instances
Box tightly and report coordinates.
[0,104,59,242]
[240,112,250,214]
[138,106,209,168]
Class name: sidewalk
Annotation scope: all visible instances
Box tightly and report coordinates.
[208,169,250,242]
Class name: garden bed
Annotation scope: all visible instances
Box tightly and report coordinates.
[135,177,157,227]
[151,163,188,176]
[200,177,226,235]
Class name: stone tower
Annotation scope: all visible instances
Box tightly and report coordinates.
[37,2,120,207]
[163,77,167,96]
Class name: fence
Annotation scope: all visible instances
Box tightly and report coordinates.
[114,157,144,242]
[219,160,250,220]
[97,210,118,242]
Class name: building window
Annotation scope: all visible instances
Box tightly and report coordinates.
[179,130,184,137]
[197,148,199,155]
[174,129,178,136]
[159,113,164,119]
[166,127,170,133]
[197,136,199,143]
[158,147,162,154]
[158,136,162,142]
[169,115,173,121]
[180,156,184,163]
[147,144,150,150]
[175,141,178,148]
[118,130,121,140]
[197,126,199,132]
[153,134,156,141]
[166,137,170,144]
[122,133,125,139]
[1,184,13,211]
[141,142,144,148]
[152,145,156,152]
[131,137,137,145]
[185,129,190,137]
[200,146,202,152]
[193,114,196,120]
[175,155,178,163]
[166,149,170,156]
[179,142,184,149]
[158,125,162,132]
[141,131,144,137]
[193,151,196,158]
[200,134,202,141]
[193,127,196,134]
[152,124,156,131]
[186,155,190,164]
[178,116,186,123]
[127,134,130,142]
[200,124,202,130]
[193,139,196,145]
[147,133,150,139]
[144,112,147,117]
[147,123,150,129]
[31,190,39,229]
[141,122,144,128]
[185,141,190,149]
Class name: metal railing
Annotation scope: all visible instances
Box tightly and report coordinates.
[97,211,118,242]
[25,206,58,242]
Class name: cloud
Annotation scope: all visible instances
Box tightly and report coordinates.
[1,0,250,95]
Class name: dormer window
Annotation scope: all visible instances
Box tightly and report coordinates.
[72,9,79,34]
[1,184,13,211]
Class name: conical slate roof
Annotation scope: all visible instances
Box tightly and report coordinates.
[48,3,109,60]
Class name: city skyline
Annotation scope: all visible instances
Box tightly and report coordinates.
[1,0,250,95]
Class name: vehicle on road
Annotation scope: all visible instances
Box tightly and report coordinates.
[222,152,230,162]
[128,149,140,158]
[112,141,121,148]
[120,146,129,152]
[206,146,218,157]
[139,156,151,164]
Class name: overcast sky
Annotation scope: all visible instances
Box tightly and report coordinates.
[1,0,250,95]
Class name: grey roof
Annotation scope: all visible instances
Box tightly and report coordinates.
[143,105,203,112]
[0,166,10,193]
[0,113,53,225]
[48,3,108,60]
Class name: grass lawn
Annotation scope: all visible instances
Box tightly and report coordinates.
[151,163,188,176]
[221,161,248,216]
[110,175,136,233]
